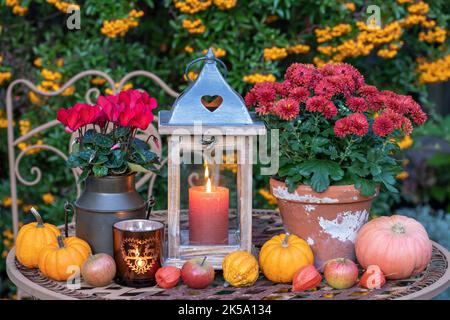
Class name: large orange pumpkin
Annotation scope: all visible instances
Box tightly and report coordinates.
[355,215,432,280]
[259,233,314,283]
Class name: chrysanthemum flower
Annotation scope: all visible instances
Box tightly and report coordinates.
[244,91,257,107]
[334,113,369,137]
[373,114,395,137]
[358,85,378,97]
[305,96,337,119]
[274,98,300,120]
[314,78,338,98]
[285,63,320,89]
[347,96,368,112]
[288,87,310,103]
[253,82,277,105]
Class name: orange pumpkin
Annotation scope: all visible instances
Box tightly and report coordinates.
[259,233,314,283]
[38,235,91,281]
[355,215,432,279]
[16,207,60,268]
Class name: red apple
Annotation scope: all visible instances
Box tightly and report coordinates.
[324,258,358,289]
[359,265,386,289]
[181,257,215,289]
[81,253,116,287]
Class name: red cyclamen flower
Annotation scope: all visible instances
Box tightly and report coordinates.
[116,90,157,130]
[97,94,123,122]
[96,89,157,130]
[57,103,101,133]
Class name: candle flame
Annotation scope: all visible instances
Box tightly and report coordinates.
[205,165,209,180]
[204,162,212,192]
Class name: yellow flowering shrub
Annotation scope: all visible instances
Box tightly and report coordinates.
[42,193,55,205]
[174,0,212,14]
[258,189,277,206]
[46,0,79,13]
[105,82,134,95]
[418,27,446,43]
[396,171,410,180]
[183,71,199,81]
[407,1,429,15]
[243,73,276,84]
[184,45,195,54]
[263,47,288,61]
[182,19,206,34]
[0,72,12,86]
[41,69,62,81]
[5,0,28,16]
[213,0,237,10]
[202,47,226,58]
[91,77,107,85]
[33,57,42,68]
[287,44,310,54]
[417,54,450,84]
[27,91,42,105]
[397,136,414,150]
[101,10,144,38]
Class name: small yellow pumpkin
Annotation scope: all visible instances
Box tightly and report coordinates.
[259,233,314,283]
[222,251,259,287]
[38,235,91,281]
[16,207,61,268]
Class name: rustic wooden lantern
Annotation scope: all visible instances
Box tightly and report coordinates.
[158,49,266,269]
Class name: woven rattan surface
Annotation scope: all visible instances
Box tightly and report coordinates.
[7,209,450,300]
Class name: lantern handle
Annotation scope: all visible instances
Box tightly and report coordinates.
[64,201,75,238]
[145,196,156,220]
[184,56,228,83]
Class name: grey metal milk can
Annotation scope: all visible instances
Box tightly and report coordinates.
[67,174,152,256]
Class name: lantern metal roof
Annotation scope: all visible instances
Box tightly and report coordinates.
[159,49,265,135]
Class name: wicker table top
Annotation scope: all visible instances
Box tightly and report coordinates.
[7,209,450,300]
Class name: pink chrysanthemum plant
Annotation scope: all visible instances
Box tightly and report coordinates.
[245,63,427,196]
[56,89,160,183]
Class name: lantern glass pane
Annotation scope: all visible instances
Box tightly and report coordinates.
[179,149,239,247]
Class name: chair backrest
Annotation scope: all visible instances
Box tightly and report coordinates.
[5,70,179,239]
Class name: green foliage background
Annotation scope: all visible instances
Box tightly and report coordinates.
[0,0,449,298]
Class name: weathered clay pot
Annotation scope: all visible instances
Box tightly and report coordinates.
[270,178,377,270]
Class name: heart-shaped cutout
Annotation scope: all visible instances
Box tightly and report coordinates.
[201,95,223,112]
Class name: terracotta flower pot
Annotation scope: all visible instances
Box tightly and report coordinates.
[270,178,377,270]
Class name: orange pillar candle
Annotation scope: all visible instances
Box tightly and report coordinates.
[188,181,229,245]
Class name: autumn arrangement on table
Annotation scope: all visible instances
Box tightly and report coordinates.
[15,209,433,292]
[56,89,160,182]
[12,61,434,296]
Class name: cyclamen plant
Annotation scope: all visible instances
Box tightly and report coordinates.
[245,63,427,196]
[57,89,160,182]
